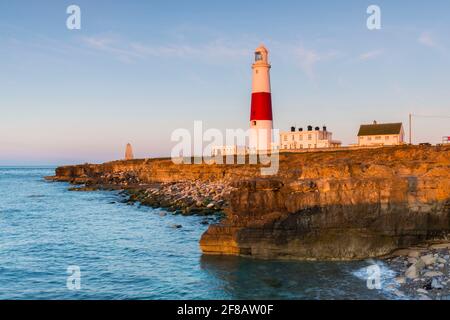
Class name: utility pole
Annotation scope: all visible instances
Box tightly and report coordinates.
[409,113,412,145]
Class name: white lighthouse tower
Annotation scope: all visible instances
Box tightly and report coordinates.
[249,44,273,153]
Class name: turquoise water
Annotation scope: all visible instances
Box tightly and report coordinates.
[0,167,396,299]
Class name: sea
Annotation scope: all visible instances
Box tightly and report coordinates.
[0,167,403,299]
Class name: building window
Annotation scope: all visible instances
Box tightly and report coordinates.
[255,52,263,61]
[368,137,372,141]
[376,136,381,140]
[385,136,389,140]
[291,135,295,141]
[308,134,312,140]
[252,121,256,125]
[283,135,287,141]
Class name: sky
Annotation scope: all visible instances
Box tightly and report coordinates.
[1,0,449,165]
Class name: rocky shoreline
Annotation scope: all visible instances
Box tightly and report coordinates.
[385,242,450,300]
[47,146,450,262]
[50,170,235,215]
[126,180,235,215]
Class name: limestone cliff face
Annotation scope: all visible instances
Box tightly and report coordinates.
[200,146,450,260]
[53,158,262,185]
[50,146,450,260]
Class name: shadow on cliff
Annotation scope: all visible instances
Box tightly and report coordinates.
[200,194,450,260]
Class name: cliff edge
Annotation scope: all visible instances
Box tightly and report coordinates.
[49,145,450,260]
[200,146,450,260]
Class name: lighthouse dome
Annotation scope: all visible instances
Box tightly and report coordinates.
[254,44,269,64]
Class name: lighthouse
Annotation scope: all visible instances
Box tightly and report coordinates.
[249,44,273,152]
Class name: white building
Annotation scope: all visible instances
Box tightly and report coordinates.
[211,145,248,157]
[279,126,342,150]
[357,121,405,146]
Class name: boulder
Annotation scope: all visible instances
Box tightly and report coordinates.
[408,250,421,258]
[437,257,446,264]
[420,254,436,266]
[405,260,426,279]
[423,271,443,278]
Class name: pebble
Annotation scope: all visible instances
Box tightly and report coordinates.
[417,288,428,294]
[432,278,444,289]
[423,271,443,277]
[395,277,406,284]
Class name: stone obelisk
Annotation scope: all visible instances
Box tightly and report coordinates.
[125,143,134,160]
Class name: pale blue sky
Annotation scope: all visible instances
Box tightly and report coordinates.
[1,0,449,165]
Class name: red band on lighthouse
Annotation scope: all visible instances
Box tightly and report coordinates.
[250,92,273,121]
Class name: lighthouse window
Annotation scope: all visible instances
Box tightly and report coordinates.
[255,52,263,61]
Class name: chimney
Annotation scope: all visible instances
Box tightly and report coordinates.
[307,125,313,131]
[298,127,303,132]
[290,126,296,132]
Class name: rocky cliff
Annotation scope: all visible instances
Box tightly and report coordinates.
[49,145,450,260]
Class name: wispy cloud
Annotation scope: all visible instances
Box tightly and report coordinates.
[295,47,320,79]
[79,35,143,63]
[418,32,436,48]
[80,35,250,63]
[359,49,384,61]
[293,46,339,79]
